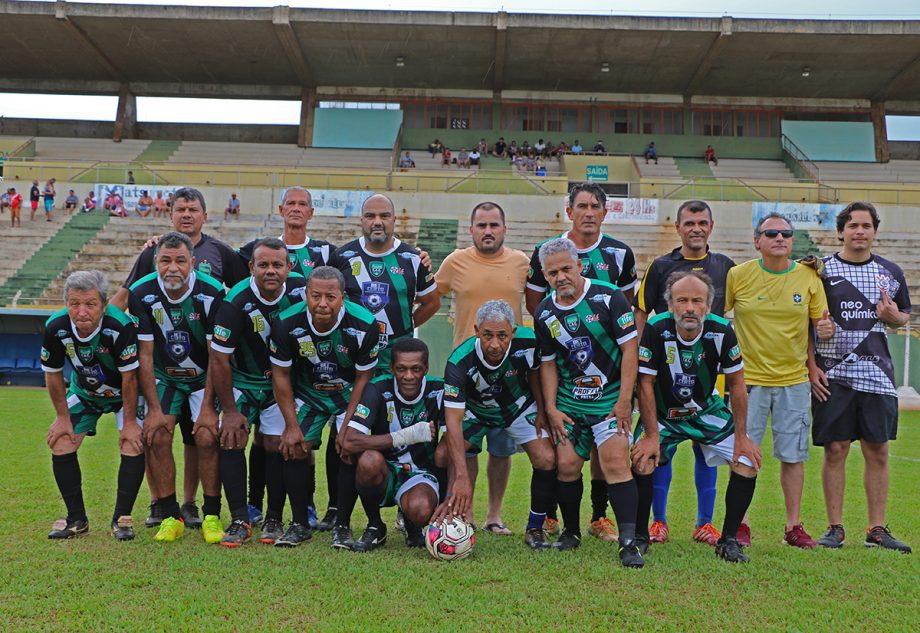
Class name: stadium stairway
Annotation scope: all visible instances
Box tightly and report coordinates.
[674,157,715,178]
[135,140,181,163]
[0,211,110,306]
[0,216,69,289]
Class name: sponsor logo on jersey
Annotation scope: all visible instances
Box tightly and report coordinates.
[444,384,460,398]
[680,349,694,369]
[341,250,357,258]
[213,325,231,341]
[617,312,635,329]
[337,344,349,353]
[120,344,137,360]
[369,261,385,277]
[166,330,191,363]
[389,266,404,275]
[672,373,696,403]
[78,346,93,363]
[703,332,720,340]
[187,312,200,321]
[564,314,580,333]
[361,281,390,313]
[143,294,157,304]
[566,337,593,370]
[539,309,551,319]
[243,302,255,312]
[41,347,50,361]
[588,294,607,303]
[596,263,609,271]
[302,258,315,269]
[584,313,600,324]
[355,404,370,419]
[290,287,306,297]
[102,328,119,338]
[57,329,69,338]
[399,407,416,427]
[729,345,741,361]
[344,327,363,337]
[572,375,603,400]
[313,360,338,382]
[317,340,333,356]
[512,349,529,359]
[602,247,620,256]
[843,352,881,364]
[291,327,307,337]
[77,364,107,388]
[425,272,434,283]
[793,292,802,304]
[97,346,109,354]
[661,330,673,340]
[504,368,517,378]
[638,346,652,361]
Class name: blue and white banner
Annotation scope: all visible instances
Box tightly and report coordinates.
[561,196,658,223]
[93,183,181,209]
[752,202,842,231]
[280,188,374,217]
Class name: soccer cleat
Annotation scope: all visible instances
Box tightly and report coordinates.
[111,516,136,541]
[588,517,619,542]
[260,517,285,544]
[649,520,669,544]
[817,524,846,549]
[525,527,551,550]
[394,509,406,535]
[736,522,752,547]
[145,503,163,528]
[352,525,388,553]
[405,527,425,548]
[317,507,337,532]
[331,525,355,550]
[201,514,224,544]
[220,520,252,548]
[247,505,263,528]
[153,516,185,543]
[692,522,721,546]
[783,523,817,549]
[715,537,749,563]
[275,522,313,548]
[180,502,203,529]
[635,534,650,556]
[551,529,582,551]
[618,539,646,568]
[48,518,89,540]
[542,517,561,539]
[307,505,319,530]
[865,526,912,554]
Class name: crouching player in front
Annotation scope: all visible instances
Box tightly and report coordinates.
[631,271,761,563]
[341,338,446,550]
[433,299,557,551]
[43,270,145,541]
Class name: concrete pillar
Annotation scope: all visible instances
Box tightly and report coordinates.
[113,84,137,142]
[871,100,890,163]
[298,87,317,148]
[491,91,502,133]
[682,95,693,136]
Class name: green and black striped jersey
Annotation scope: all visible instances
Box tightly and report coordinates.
[638,312,743,420]
[129,271,224,386]
[334,237,436,367]
[443,327,539,426]
[534,279,637,416]
[41,305,139,402]
[238,236,336,280]
[348,375,444,472]
[211,274,307,389]
[269,300,379,414]
[527,233,637,296]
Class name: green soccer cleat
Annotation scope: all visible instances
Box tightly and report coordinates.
[201,515,224,544]
[153,516,185,543]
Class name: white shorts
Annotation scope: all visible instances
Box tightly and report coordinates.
[395,473,439,507]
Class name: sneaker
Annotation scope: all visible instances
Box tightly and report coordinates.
[180,503,203,529]
[48,518,89,539]
[588,517,619,542]
[783,523,817,549]
[111,516,135,541]
[649,520,669,544]
[551,529,582,551]
[692,522,721,546]
[153,516,185,542]
[275,522,313,548]
[635,534,650,555]
[817,524,846,549]
[736,522,752,547]
[220,520,252,548]
[542,517,561,538]
[715,537,749,563]
[307,505,319,530]
[317,507,337,532]
[331,525,355,550]
[525,527,551,550]
[260,517,285,544]
[247,505,263,527]
[394,509,406,535]
[618,539,645,568]
[405,527,425,548]
[202,514,224,544]
[145,503,163,528]
[352,525,387,552]
[865,525,912,554]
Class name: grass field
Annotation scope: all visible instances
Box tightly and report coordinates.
[2,387,917,630]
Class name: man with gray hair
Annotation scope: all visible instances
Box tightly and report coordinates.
[42,270,145,541]
[726,212,834,549]
[433,299,557,549]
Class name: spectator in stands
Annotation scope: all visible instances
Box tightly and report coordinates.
[493,137,508,159]
[126,170,135,185]
[64,190,79,214]
[0,188,8,215]
[554,141,569,158]
[508,140,519,160]
[478,138,489,155]
[705,145,718,166]
[137,190,153,218]
[43,178,56,222]
[428,139,443,158]
[441,146,452,168]
[544,140,555,158]
[571,140,583,154]
[105,191,126,217]
[512,152,526,172]
[645,141,658,164]
[166,192,175,210]
[525,151,537,173]
[224,192,240,221]
[399,151,416,170]
[536,156,548,177]
[458,147,471,169]
[9,187,22,228]
[535,138,546,156]
[521,140,531,155]
[469,147,481,169]
[153,191,167,218]
[593,139,606,154]
[29,180,40,222]
[81,191,97,213]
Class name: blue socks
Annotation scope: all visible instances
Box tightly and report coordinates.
[693,443,717,526]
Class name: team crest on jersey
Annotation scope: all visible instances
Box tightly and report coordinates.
[369,261,385,277]
[169,309,184,326]
[673,373,696,403]
[400,408,416,427]
[793,293,802,303]
[361,281,390,313]
[166,330,191,363]
[680,350,694,369]
[78,346,93,363]
[566,337,593,370]
[580,259,591,275]
[876,274,891,293]
[564,314,580,333]
[317,340,333,357]
[197,261,212,276]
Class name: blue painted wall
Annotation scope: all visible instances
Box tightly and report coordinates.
[312,109,402,149]
[781,120,876,162]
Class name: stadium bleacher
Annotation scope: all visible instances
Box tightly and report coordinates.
[816,160,920,184]
[33,137,151,162]
[169,141,392,170]
[711,159,798,182]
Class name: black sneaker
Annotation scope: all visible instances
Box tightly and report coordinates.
[395,509,406,535]
[145,503,163,528]
[317,507,337,532]
[331,525,355,550]
[865,526,912,553]
[220,520,252,548]
[551,529,582,551]
[525,527,551,550]
[715,537,750,563]
[260,517,285,544]
[817,524,845,549]
[618,539,646,568]
[48,518,89,539]
[180,502,203,529]
[405,527,425,548]
[635,534,650,556]
[352,525,387,552]
[111,516,136,541]
[274,522,313,548]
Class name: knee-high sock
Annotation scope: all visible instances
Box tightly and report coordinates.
[282,457,310,526]
[607,480,638,543]
[52,452,86,523]
[335,460,358,528]
[633,473,654,540]
[432,466,448,504]
[307,460,316,508]
[722,471,757,540]
[356,477,386,529]
[264,452,286,521]
[325,429,339,509]
[693,443,718,526]
[527,468,556,529]
[590,478,608,521]
[651,460,672,524]
[247,442,266,510]
[113,453,145,523]
[220,448,248,522]
[556,476,583,535]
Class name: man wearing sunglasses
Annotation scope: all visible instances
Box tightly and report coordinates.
[726,212,834,549]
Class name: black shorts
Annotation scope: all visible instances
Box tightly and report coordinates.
[812,382,898,446]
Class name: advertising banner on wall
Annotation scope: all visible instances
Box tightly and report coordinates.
[93,183,182,209]
[752,201,842,231]
[280,188,374,217]
[561,196,658,223]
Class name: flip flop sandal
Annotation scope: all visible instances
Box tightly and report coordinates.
[483,522,513,536]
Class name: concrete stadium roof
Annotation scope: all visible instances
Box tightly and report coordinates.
[3,1,920,106]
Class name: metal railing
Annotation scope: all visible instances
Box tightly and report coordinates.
[781,134,820,181]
